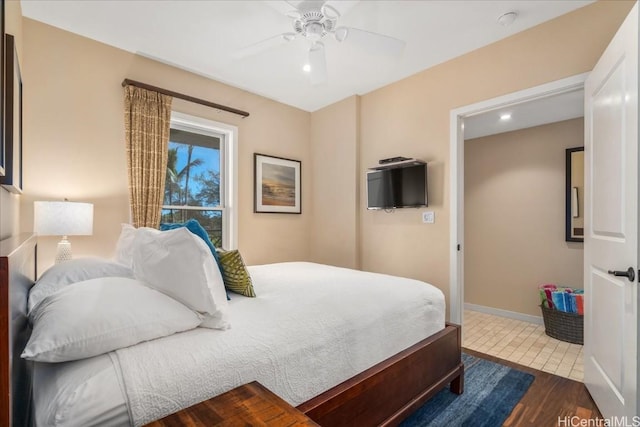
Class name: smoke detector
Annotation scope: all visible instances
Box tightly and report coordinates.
[497,12,518,27]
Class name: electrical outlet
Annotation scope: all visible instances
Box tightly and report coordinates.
[422,211,435,224]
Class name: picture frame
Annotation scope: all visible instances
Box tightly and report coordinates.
[254,153,301,214]
[0,0,5,178]
[565,146,584,242]
[1,34,22,193]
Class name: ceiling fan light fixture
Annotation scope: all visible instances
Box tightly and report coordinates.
[233,1,407,85]
[320,4,340,20]
[306,21,325,41]
[334,26,349,42]
[323,19,337,33]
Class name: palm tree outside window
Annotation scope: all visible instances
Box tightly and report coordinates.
[161,125,224,247]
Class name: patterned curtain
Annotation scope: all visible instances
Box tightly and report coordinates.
[124,86,173,228]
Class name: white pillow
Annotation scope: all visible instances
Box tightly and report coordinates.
[114,224,160,268]
[131,227,229,330]
[23,277,202,362]
[28,257,134,314]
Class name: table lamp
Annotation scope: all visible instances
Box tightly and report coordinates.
[34,201,94,263]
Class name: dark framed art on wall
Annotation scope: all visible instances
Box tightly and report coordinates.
[0,0,5,178]
[254,153,301,214]
[1,34,22,193]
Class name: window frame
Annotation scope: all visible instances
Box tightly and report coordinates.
[163,112,238,250]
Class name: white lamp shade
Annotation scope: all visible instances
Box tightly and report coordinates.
[34,201,94,236]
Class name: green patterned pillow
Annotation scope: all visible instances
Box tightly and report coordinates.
[217,250,256,297]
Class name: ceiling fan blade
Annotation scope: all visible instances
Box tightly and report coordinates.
[308,43,327,85]
[260,0,304,18]
[335,27,405,57]
[324,0,359,18]
[232,33,296,60]
[263,1,293,15]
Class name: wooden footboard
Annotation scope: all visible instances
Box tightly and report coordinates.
[298,323,463,427]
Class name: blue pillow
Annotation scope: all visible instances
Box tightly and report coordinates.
[159,219,221,267]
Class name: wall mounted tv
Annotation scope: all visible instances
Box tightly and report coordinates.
[367,162,428,209]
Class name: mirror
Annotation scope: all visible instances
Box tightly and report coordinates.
[566,147,584,242]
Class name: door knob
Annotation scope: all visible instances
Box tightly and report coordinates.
[607,267,636,282]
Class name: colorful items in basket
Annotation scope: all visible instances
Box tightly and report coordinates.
[538,283,584,315]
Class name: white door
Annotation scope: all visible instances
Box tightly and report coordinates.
[584,2,638,418]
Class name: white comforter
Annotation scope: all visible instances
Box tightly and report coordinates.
[35,262,445,426]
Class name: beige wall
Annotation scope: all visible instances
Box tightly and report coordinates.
[0,0,23,240]
[355,1,632,319]
[21,19,311,272]
[309,96,360,268]
[464,119,584,317]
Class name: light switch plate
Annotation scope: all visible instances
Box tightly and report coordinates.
[422,211,435,224]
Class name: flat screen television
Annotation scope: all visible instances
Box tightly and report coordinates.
[367,163,428,209]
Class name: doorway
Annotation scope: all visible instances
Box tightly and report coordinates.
[448,72,588,325]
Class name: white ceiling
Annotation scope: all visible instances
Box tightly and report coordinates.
[21,0,594,112]
[464,88,584,140]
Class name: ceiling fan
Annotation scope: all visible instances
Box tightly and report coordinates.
[233,0,406,85]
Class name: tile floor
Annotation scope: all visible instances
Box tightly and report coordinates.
[462,309,584,382]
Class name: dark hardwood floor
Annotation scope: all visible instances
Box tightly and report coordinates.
[464,348,602,427]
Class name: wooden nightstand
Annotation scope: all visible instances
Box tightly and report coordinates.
[144,381,319,426]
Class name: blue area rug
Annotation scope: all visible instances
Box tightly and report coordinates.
[400,353,534,427]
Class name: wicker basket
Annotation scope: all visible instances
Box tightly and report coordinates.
[540,303,583,345]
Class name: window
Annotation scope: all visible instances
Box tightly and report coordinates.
[161,112,237,249]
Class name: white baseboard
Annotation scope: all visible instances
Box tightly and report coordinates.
[464,303,543,325]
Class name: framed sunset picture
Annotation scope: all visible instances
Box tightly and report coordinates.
[254,153,301,214]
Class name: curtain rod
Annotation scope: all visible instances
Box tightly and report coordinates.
[121,79,250,118]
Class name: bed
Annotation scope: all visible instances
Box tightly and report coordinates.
[0,233,463,427]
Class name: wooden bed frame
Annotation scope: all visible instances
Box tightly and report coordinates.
[1,233,37,427]
[298,324,463,426]
[0,233,463,426]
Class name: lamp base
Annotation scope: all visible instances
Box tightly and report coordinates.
[55,236,72,264]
